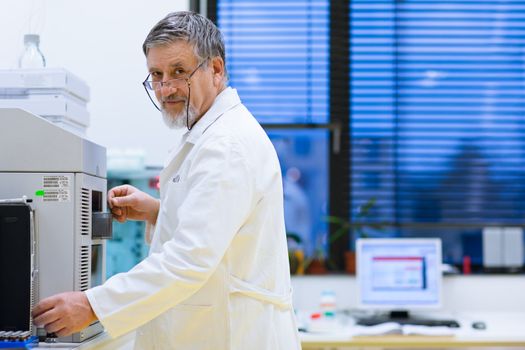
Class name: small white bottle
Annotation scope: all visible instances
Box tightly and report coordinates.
[320,289,337,318]
[18,34,46,68]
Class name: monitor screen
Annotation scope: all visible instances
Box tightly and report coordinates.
[357,238,442,310]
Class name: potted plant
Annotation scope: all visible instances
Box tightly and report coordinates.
[287,232,328,275]
[325,198,380,274]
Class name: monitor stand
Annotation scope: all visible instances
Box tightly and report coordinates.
[356,310,460,328]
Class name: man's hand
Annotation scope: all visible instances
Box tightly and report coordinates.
[32,292,97,337]
[108,184,160,225]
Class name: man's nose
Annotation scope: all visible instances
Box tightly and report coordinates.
[160,83,175,96]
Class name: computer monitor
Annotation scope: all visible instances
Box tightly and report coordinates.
[356,238,454,326]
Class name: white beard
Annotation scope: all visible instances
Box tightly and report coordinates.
[161,103,199,129]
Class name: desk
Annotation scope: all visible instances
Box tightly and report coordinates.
[29,312,525,350]
[301,312,525,350]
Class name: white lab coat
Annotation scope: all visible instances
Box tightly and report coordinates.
[86,87,301,350]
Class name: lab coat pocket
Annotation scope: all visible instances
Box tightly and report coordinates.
[162,180,186,210]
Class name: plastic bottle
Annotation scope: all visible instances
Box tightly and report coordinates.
[320,289,337,318]
[18,34,46,68]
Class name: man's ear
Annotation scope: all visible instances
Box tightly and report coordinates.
[211,56,225,87]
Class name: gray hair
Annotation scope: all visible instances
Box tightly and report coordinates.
[143,11,227,76]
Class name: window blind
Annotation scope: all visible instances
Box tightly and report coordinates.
[216,0,333,260]
[217,0,329,124]
[351,0,525,228]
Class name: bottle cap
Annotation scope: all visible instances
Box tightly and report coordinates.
[24,34,40,45]
[310,312,322,319]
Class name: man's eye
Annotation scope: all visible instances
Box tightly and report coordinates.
[174,69,185,76]
[150,72,162,79]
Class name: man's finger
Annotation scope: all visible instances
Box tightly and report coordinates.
[45,319,65,334]
[108,186,130,208]
[110,208,126,222]
[111,194,137,208]
[33,309,59,328]
[111,213,124,222]
[32,297,57,318]
[111,207,122,216]
[56,327,71,338]
[108,185,131,198]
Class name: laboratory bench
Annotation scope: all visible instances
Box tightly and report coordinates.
[300,311,525,350]
[25,312,525,350]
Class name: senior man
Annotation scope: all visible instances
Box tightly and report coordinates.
[32,11,301,350]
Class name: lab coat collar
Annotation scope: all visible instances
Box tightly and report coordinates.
[185,86,241,144]
[159,87,240,188]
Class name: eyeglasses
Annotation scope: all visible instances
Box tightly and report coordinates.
[143,59,207,92]
[142,59,208,130]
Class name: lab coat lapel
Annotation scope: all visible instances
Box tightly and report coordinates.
[159,132,190,199]
[185,87,241,145]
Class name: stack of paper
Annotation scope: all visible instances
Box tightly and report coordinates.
[352,322,457,337]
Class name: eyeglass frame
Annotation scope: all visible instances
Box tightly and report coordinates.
[142,58,209,130]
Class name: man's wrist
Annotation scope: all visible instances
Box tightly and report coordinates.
[82,292,98,323]
[147,199,160,226]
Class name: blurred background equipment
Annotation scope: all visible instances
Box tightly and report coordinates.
[0,68,90,136]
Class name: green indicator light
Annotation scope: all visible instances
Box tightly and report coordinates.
[35,190,45,196]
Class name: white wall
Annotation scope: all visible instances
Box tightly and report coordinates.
[292,275,525,314]
[0,0,190,166]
